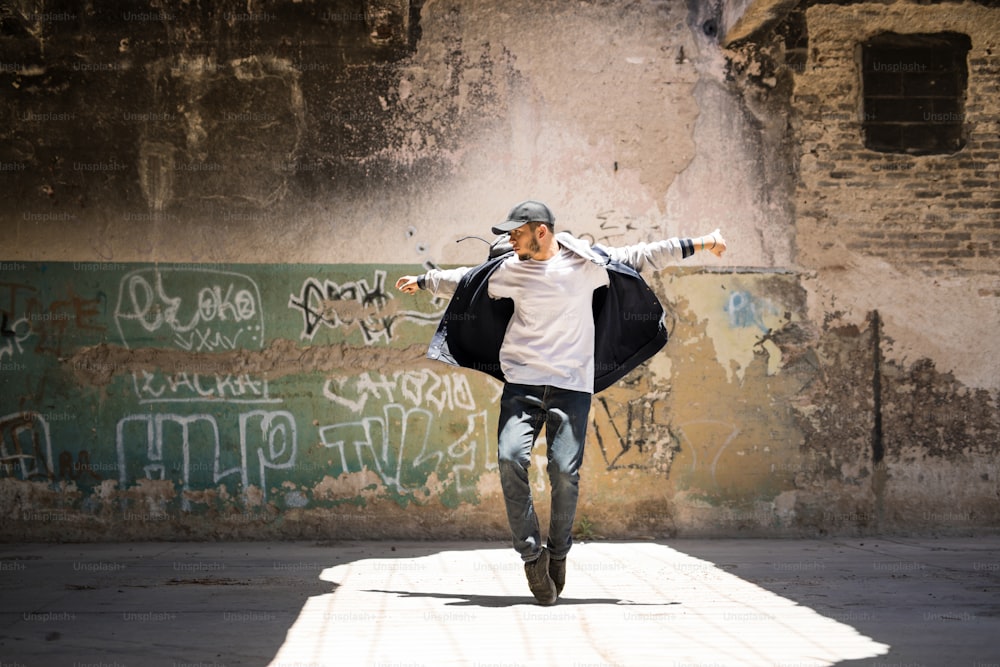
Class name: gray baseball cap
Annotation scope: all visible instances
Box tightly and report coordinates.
[491,200,555,235]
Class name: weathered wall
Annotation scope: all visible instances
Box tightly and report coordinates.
[784,1,1000,532]
[3,0,786,268]
[1,0,997,540]
[0,261,512,539]
[0,260,819,540]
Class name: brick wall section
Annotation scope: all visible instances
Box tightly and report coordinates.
[794,3,999,278]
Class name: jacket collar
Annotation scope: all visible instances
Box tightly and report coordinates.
[554,232,610,266]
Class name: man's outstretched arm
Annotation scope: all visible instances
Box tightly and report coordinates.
[395,266,473,297]
[602,229,727,272]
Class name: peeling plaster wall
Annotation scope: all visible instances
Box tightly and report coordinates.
[785,1,1000,532]
[0,0,997,541]
[794,2,999,390]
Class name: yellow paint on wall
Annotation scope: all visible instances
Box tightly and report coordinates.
[664,272,796,384]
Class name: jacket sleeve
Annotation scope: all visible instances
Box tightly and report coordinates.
[599,238,695,272]
[422,266,473,297]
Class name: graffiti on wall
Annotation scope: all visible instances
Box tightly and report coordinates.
[114,266,492,503]
[115,410,297,506]
[1,262,794,515]
[114,268,263,351]
[323,370,483,414]
[108,268,293,503]
[318,370,500,494]
[287,271,443,344]
[4,264,494,509]
[319,406,492,494]
[112,268,278,405]
[589,374,679,473]
[1,281,106,360]
[0,411,53,480]
[130,370,280,405]
[725,290,777,332]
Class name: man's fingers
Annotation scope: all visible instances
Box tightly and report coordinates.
[395,276,418,293]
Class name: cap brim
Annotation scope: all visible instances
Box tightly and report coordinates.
[491,219,531,235]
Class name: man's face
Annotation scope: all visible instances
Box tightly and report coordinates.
[508,223,542,261]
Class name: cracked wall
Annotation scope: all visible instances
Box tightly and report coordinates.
[1,0,997,540]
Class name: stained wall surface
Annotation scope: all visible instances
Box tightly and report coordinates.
[786,1,1000,531]
[1,0,997,540]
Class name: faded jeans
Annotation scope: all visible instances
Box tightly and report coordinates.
[497,383,592,562]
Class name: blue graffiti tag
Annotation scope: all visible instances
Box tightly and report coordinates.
[725,291,773,332]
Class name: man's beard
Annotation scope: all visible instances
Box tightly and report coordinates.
[517,234,541,260]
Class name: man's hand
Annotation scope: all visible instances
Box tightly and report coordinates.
[395,276,421,294]
[696,229,726,257]
[707,229,726,258]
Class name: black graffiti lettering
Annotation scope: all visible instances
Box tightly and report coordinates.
[288,271,395,342]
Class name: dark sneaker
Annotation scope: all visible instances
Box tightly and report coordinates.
[549,556,566,596]
[524,548,557,605]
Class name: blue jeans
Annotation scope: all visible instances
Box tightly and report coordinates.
[497,383,592,562]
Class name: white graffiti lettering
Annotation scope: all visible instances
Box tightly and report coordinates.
[0,411,53,480]
[0,315,32,361]
[318,404,490,494]
[323,370,478,414]
[114,269,264,350]
[115,410,296,506]
[132,371,278,404]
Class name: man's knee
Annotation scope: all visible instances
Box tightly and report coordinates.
[546,455,581,482]
[498,447,530,469]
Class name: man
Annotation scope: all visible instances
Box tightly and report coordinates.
[395,200,726,605]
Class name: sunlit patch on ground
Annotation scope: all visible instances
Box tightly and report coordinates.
[270,542,890,666]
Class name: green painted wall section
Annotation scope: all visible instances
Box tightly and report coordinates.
[0,261,501,514]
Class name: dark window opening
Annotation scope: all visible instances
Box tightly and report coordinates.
[860,32,971,155]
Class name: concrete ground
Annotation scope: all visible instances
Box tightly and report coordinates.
[1,537,998,667]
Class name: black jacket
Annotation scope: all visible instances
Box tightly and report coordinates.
[426,235,670,394]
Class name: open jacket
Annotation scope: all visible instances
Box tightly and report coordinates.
[424,232,693,394]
